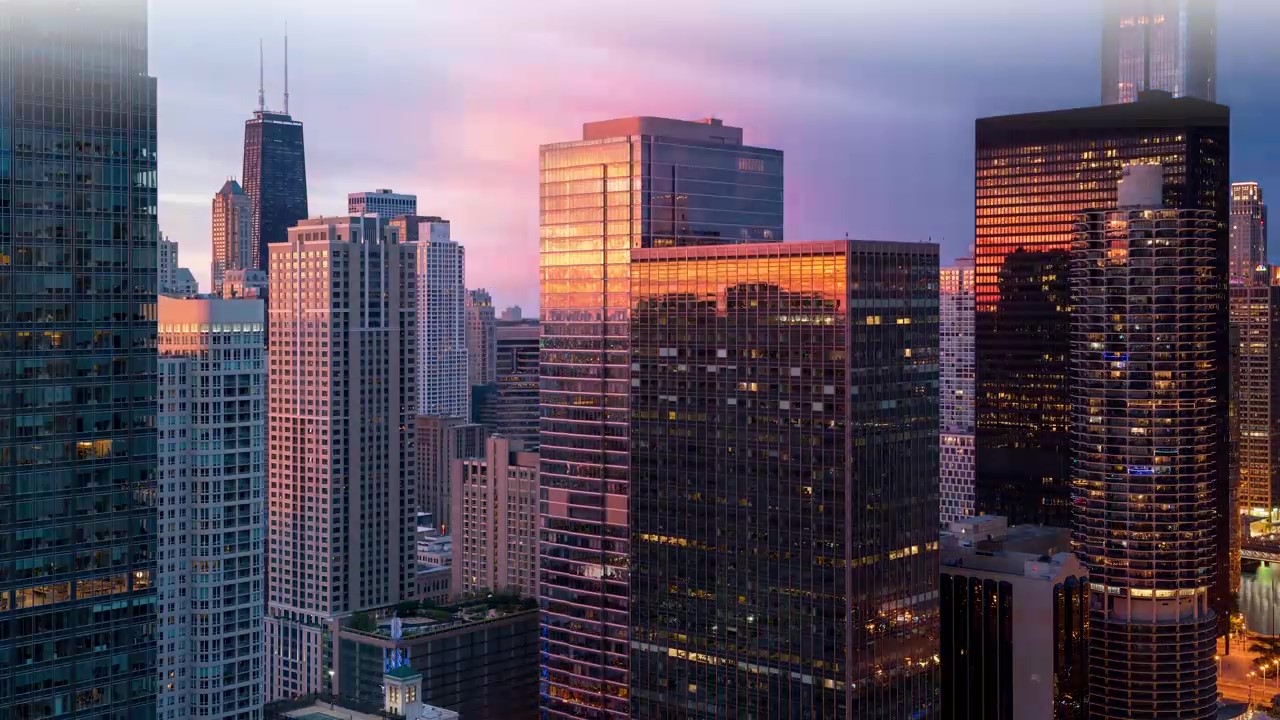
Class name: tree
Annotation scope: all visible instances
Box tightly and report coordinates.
[395,600,419,617]
[350,612,376,632]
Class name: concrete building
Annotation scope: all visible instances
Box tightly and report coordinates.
[500,305,523,322]
[173,268,199,296]
[539,116,783,718]
[158,296,267,720]
[213,179,253,296]
[452,436,539,598]
[940,258,976,525]
[266,216,419,700]
[161,234,180,293]
[1231,182,1268,283]
[629,240,939,717]
[1071,165,1222,718]
[222,269,269,300]
[940,518,1087,720]
[466,289,497,387]
[1101,0,1217,104]
[332,599,540,720]
[348,188,417,220]
[415,416,486,535]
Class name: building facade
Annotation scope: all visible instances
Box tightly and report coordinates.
[466,289,497,387]
[0,2,161,717]
[629,240,939,718]
[539,116,783,718]
[1101,0,1217,104]
[158,297,266,720]
[1231,270,1280,516]
[940,518,1087,720]
[415,416,486,535]
[243,110,307,275]
[161,235,180,293]
[212,179,253,296]
[452,436,539,598]
[940,259,976,525]
[1230,181,1267,283]
[221,269,269,300]
[483,320,541,448]
[1071,166,1221,719]
[266,216,418,700]
[348,188,417,220]
[975,94,1230,528]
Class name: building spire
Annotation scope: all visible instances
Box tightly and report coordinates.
[283,27,290,115]
[258,39,265,112]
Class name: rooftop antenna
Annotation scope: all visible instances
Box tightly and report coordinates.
[257,39,265,111]
[283,26,290,115]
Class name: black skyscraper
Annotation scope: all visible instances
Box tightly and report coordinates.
[1,1,160,717]
[242,109,307,274]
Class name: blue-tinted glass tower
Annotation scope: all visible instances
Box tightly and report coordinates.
[242,107,307,274]
[0,1,160,717]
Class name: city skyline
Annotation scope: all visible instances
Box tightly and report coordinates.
[151,0,1280,310]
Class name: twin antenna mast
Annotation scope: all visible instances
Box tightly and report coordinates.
[257,30,291,114]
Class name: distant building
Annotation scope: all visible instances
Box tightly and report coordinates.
[475,320,540,447]
[1101,0,1216,104]
[500,305,523,322]
[159,296,267,720]
[243,106,308,274]
[213,179,253,295]
[940,517,1087,720]
[160,234,180,292]
[452,436,539,598]
[466,289,497,386]
[415,416,486,535]
[172,267,199,295]
[1231,267,1280,516]
[1231,182,1268,283]
[1072,165,1222,718]
[940,258,976,525]
[222,268,269,300]
[629,240,939,718]
[266,216,418,700]
[332,600,540,720]
[349,188,418,220]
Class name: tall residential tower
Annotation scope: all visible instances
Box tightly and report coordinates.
[1230,181,1267,282]
[940,258,976,524]
[212,179,253,296]
[0,3,160,717]
[539,116,783,718]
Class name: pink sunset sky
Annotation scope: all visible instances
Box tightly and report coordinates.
[152,0,1280,311]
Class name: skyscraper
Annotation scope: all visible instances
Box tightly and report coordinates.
[485,320,541,448]
[1101,0,1217,104]
[0,3,160,718]
[940,259,976,525]
[975,93,1230,528]
[158,297,266,720]
[1230,181,1267,282]
[466,289,497,387]
[1071,165,1221,719]
[348,188,417,220]
[629,240,939,717]
[451,435,540,598]
[539,116,783,719]
[266,216,418,700]
[1231,268,1280,516]
[161,234,180,293]
[242,50,307,275]
[212,179,253,296]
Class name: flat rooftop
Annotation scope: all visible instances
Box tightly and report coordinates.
[582,116,743,144]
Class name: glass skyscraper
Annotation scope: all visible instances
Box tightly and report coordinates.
[1101,0,1217,105]
[538,116,782,719]
[0,1,160,717]
[242,111,307,275]
[974,94,1230,530]
[629,241,940,718]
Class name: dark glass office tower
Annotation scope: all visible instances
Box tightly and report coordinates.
[1101,0,1217,105]
[0,1,159,718]
[242,111,307,274]
[629,241,939,718]
[974,93,1230,529]
[539,117,782,719]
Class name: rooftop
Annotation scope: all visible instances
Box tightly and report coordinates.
[941,520,1079,581]
[582,116,744,145]
[343,594,538,641]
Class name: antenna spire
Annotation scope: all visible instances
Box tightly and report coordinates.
[283,27,290,115]
[257,39,265,111]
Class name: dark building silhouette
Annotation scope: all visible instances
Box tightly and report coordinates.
[242,109,307,274]
[0,1,160,717]
[975,94,1230,531]
[629,241,939,718]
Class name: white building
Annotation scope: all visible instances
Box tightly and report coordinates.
[465,288,496,387]
[348,188,417,220]
[452,436,539,598]
[266,216,419,700]
[940,258,976,525]
[410,219,469,418]
[158,296,267,720]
